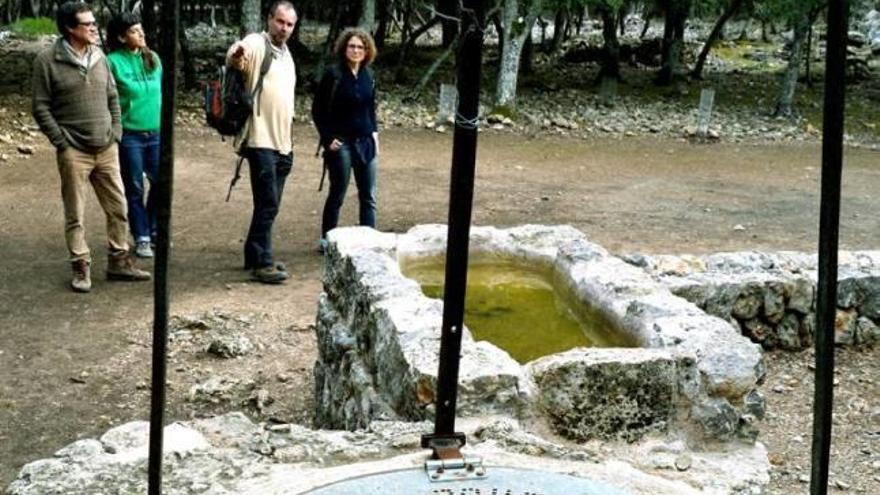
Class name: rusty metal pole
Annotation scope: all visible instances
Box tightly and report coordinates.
[811,1,848,494]
[148,0,179,493]
[421,0,486,451]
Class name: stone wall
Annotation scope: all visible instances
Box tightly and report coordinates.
[0,38,46,94]
[314,228,527,430]
[625,251,880,350]
[316,225,765,444]
[0,25,237,95]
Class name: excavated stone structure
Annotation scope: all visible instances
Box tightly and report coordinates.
[315,225,766,444]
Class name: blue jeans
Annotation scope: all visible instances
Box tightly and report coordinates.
[321,142,377,237]
[244,147,293,269]
[119,130,160,242]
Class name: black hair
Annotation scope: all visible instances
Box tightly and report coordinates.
[107,12,157,72]
[56,1,92,38]
[268,1,296,18]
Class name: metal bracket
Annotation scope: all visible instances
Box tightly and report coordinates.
[422,434,487,482]
[425,454,486,482]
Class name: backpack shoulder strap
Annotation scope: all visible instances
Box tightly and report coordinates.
[366,66,376,92]
[313,65,343,160]
[253,36,276,115]
[327,64,343,108]
[256,36,274,89]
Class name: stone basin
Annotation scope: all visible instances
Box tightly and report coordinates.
[315,225,765,444]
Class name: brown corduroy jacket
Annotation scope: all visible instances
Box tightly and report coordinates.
[31,38,122,152]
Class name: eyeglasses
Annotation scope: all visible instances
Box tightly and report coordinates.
[347,43,365,51]
[77,21,98,27]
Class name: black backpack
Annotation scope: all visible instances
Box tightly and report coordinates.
[205,36,274,137]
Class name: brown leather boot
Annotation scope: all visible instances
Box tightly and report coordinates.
[71,259,91,293]
[107,252,151,281]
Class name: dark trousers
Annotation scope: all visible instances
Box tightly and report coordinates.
[119,130,160,242]
[321,142,377,237]
[244,147,293,269]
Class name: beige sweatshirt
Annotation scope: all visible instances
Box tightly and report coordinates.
[226,32,296,155]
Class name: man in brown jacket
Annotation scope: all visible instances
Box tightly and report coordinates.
[32,1,150,293]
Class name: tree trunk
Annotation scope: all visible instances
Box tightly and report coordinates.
[804,7,821,87]
[492,11,504,55]
[240,0,261,37]
[774,14,810,117]
[25,0,41,17]
[640,16,651,39]
[537,16,547,48]
[359,0,376,32]
[408,39,457,99]
[375,0,390,48]
[692,0,744,79]
[522,29,534,74]
[394,15,442,82]
[805,18,813,86]
[289,12,309,55]
[656,1,689,86]
[574,6,585,36]
[494,0,541,110]
[6,0,22,23]
[437,0,459,47]
[549,8,566,52]
[179,25,198,90]
[141,0,158,48]
[315,1,344,84]
[597,4,620,81]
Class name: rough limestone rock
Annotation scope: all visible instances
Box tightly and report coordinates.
[6,413,771,495]
[527,348,679,441]
[6,421,238,495]
[856,316,880,344]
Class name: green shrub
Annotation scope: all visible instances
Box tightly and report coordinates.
[8,17,57,38]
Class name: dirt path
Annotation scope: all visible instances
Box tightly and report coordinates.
[1,125,878,491]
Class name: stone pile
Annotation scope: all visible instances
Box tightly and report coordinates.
[626,250,880,349]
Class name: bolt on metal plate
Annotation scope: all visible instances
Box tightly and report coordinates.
[305,467,632,494]
[425,454,486,482]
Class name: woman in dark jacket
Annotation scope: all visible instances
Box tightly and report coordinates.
[312,27,379,253]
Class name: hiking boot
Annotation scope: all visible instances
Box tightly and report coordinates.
[107,252,151,281]
[71,260,91,293]
[244,261,287,272]
[251,265,289,284]
[135,240,154,259]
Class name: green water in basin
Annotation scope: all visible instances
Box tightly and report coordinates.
[401,258,634,364]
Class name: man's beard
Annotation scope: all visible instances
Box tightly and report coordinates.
[270,33,287,46]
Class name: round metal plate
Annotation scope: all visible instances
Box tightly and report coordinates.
[305,467,630,494]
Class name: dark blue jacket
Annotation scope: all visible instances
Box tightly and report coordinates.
[311,63,377,149]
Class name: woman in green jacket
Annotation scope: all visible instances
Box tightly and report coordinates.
[107,13,162,258]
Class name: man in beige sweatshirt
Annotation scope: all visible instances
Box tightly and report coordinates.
[226,0,298,284]
[32,1,150,293]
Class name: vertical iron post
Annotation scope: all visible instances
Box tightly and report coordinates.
[811,1,848,494]
[422,0,486,449]
[148,1,179,494]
